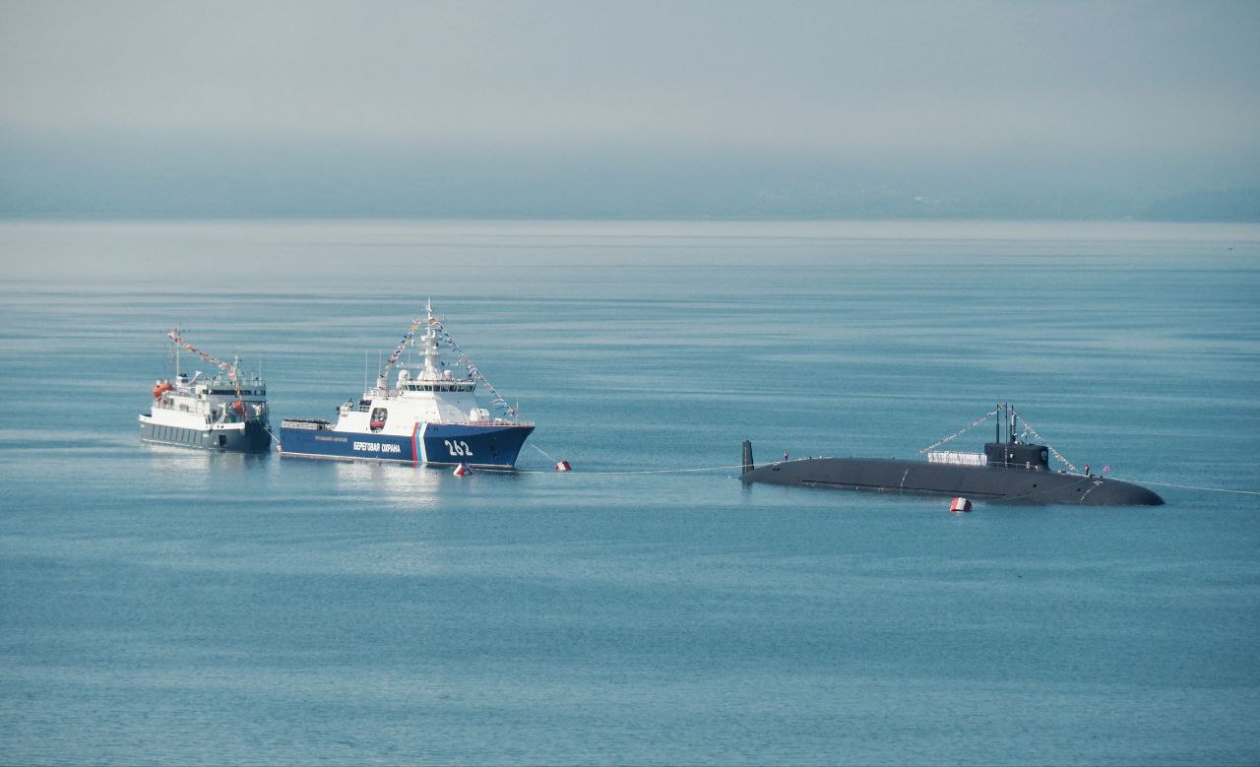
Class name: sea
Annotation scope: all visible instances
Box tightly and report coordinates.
[1,219,1258,766]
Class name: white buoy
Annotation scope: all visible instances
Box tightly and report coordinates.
[555,460,571,471]
[453,463,471,477]
[949,497,972,513]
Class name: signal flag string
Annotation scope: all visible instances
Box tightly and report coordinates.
[919,408,1000,454]
[1012,412,1080,475]
[168,330,243,400]
[428,315,518,420]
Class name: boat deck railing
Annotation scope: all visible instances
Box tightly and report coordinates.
[927,451,988,466]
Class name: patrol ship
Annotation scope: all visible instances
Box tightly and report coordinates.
[139,331,271,452]
[741,404,1163,505]
[279,303,534,468]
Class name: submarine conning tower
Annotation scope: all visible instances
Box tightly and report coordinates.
[983,403,1051,470]
[984,441,1050,469]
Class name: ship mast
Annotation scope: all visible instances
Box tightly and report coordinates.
[173,327,182,378]
[420,300,443,381]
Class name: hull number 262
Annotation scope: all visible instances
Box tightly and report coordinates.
[444,439,474,457]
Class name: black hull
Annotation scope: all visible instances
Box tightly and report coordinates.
[139,419,273,454]
[741,456,1163,506]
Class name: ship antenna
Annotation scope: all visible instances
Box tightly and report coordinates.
[172,327,182,378]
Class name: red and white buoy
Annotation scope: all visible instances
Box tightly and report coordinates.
[555,460,571,471]
[453,463,472,477]
[949,497,972,513]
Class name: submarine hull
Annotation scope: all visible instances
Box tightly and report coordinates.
[741,457,1164,506]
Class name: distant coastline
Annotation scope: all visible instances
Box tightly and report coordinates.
[3,218,1256,290]
[1,138,1255,223]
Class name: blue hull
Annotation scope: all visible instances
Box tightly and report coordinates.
[279,421,534,469]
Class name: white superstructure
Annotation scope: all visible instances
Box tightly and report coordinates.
[331,304,506,438]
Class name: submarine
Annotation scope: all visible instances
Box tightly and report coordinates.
[741,404,1164,506]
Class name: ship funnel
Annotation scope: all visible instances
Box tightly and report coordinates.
[742,441,755,475]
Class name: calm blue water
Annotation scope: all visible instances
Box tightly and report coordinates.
[2,220,1259,765]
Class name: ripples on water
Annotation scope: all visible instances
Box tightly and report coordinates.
[1,220,1258,765]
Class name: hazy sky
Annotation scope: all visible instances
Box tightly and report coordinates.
[2,0,1258,218]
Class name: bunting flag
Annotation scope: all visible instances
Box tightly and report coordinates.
[427,315,518,420]
[1011,410,1081,475]
[919,408,1000,454]
[376,311,520,421]
[921,406,1091,476]
[381,320,424,376]
[167,330,243,400]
